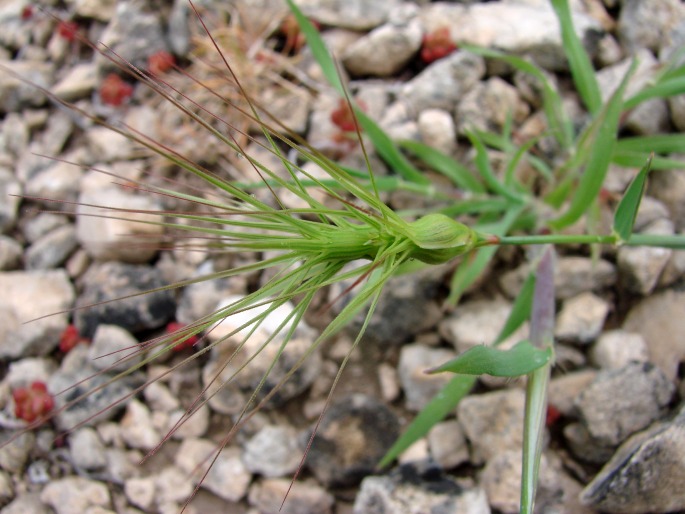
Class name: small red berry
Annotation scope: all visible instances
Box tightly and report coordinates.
[279,13,320,53]
[99,73,134,107]
[21,5,34,20]
[420,27,457,64]
[59,324,89,353]
[545,404,562,427]
[148,50,176,76]
[57,20,79,42]
[330,98,367,133]
[12,381,55,423]
[166,321,199,352]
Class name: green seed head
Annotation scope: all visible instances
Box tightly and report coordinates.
[406,213,476,264]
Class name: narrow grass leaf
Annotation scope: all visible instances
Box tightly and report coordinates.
[627,233,685,249]
[613,154,652,241]
[615,134,685,154]
[550,60,637,229]
[466,131,523,203]
[285,0,344,93]
[521,246,555,514]
[399,139,485,192]
[377,374,477,468]
[427,341,552,377]
[624,76,685,109]
[355,110,431,184]
[612,152,685,171]
[550,0,602,114]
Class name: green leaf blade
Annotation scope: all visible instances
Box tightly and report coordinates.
[613,154,652,241]
[427,341,553,377]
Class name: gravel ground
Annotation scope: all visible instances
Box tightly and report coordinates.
[0,0,685,513]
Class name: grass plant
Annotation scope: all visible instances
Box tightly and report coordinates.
[3,0,685,512]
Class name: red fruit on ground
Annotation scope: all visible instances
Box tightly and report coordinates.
[148,51,176,75]
[546,404,562,427]
[420,27,457,64]
[166,321,199,352]
[99,73,134,106]
[21,5,34,20]
[59,324,89,353]
[12,381,55,423]
[57,20,79,42]
[330,98,367,133]
[279,13,320,52]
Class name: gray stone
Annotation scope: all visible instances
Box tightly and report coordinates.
[419,2,601,71]
[458,388,528,465]
[342,15,422,77]
[554,292,609,344]
[0,167,21,233]
[400,51,485,112]
[547,369,597,417]
[175,439,251,502]
[124,476,156,511]
[574,362,674,447]
[397,343,457,412]
[481,450,592,514]
[167,0,191,56]
[1,494,50,514]
[0,432,34,474]
[258,84,311,134]
[0,236,22,270]
[51,62,98,101]
[119,399,160,451]
[40,477,111,514]
[1,112,29,158]
[89,324,142,373]
[623,289,685,380]
[74,261,176,339]
[0,1,32,51]
[24,159,83,210]
[439,297,528,353]
[581,403,685,513]
[69,427,107,470]
[417,108,456,155]
[670,94,685,132]
[243,425,300,478]
[5,357,56,389]
[306,394,399,487]
[142,381,179,413]
[648,166,685,231]
[590,330,649,370]
[25,224,78,270]
[0,469,13,508]
[455,77,530,135]
[618,0,685,53]
[202,296,320,415]
[166,404,209,439]
[0,60,53,113]
[76,188,164,263]
[248,478,334,514]
[85,127,137,162]
[49,344,142,430]
[22,213,69,244]
[153,465,194,506]
[299,0,400,30]
[499,256,616,300]
[96,0,169,73]
[596,50,669,135]
[354,464,490,514]
[0,270,75,358]
[564,421,616,464]
[427,420,469,470]
[103,448,142,485]
[72,0,117,22]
